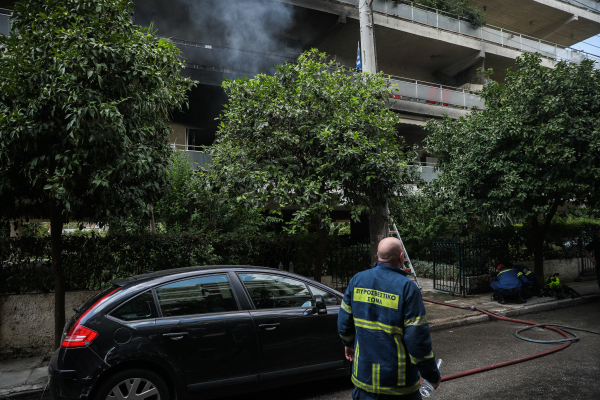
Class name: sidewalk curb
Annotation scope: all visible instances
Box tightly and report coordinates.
[429,294,600,332]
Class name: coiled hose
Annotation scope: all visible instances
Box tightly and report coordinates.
[422,298,600,382]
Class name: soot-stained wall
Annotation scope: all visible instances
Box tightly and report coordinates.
[134,0,337,143]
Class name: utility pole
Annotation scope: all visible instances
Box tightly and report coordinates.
[359,0,387,264]
[359,0,377,74]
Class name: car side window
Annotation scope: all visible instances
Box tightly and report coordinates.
[156,274,238,317]
[111,291,158,321]
[309,285,341,306]
[239,273,313,310]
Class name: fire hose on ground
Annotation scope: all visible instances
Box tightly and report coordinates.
[391,225,600,382]
[421,298,600,382]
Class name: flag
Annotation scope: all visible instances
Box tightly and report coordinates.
[356,41,362,72]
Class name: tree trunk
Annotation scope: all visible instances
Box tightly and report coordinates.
[50,204,65,350]
[148,204,156,233]
[530,199,560,286]
[369,200,389,266]
[314,225,329,283]
[531,218,545,286]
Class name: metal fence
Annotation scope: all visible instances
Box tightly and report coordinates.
[433,236,509,296]
[390,77,485,109]
[323,241,371,293]
[580,252,596,276]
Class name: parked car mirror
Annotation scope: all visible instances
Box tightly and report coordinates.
[314,295,327,315]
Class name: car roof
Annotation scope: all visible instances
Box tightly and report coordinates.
[111,265,277,287]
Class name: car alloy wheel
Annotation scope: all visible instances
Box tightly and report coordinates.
[107,378,160,400]
[95,369,168,400]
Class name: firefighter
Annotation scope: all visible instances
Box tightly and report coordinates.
[514,264,541,297]
[337,237,440,400]
[486,263,529,304]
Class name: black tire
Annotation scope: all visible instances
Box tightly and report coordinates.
[94,369,169,400]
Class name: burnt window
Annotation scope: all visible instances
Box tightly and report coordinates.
[187,128,215,151]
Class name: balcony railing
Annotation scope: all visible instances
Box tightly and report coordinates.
[337,0,600,67]
[407,162,440,182]
[0,11,10,36]
[558,0,600,14]
[389,76,485,109]
[171,144,211,170]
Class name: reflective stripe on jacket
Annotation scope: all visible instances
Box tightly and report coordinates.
[337,263,440,395]
[514,264,537,283]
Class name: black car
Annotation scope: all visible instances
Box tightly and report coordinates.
[49,266,350,400]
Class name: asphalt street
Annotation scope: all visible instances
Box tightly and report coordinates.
[229,299,600,400]
[13,299,600,400]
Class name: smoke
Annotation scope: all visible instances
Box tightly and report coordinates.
[135,0,298,74]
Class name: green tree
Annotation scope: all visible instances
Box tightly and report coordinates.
[208,49,415,282]
[425,54,600,282]
[0,0,194,348]
[154,151,268,235]
[389,190,463,261]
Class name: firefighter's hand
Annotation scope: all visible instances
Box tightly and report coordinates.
[345,346,354,361]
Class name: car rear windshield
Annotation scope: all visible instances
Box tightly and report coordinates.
[75,285,119,319]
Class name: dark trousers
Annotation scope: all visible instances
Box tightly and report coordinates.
[490,281,522,296]
[596,266,600,291]
[352,387,422,400]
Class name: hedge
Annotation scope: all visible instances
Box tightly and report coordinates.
[0,233,368,295]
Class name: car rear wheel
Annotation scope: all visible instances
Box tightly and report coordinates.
[95,369,169,400]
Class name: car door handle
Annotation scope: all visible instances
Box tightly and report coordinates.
[163,332,189,340]
[259,323,280,331]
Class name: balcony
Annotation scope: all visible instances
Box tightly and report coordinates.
[336,0,600,67]
[171,144,211,170]
[0,10,9,36]
[558,0,600,14]
[389,76,485,110]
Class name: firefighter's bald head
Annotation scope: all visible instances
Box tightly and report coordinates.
[377,237,405,266]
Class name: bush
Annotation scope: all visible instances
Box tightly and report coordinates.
[0,232,369,295]
[410,260,434,279]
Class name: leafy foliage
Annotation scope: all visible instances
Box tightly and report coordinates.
[0,232,369,295]
[391,0,486,28]
[208,49,415,233]
[425,54,600,278]
[0,0,195,223]
[153,151,269,234]
[389,190,464,261]
[0,0,194,347]
[22,222,50,238]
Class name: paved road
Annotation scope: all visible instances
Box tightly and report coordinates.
[18,299,600,400]
[232,299,600,400]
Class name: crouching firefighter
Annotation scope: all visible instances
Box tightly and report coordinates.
[486,263,529,304]
[337,238,441,400]
[514,264,542,297]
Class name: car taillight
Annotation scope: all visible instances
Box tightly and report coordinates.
[61,287,120,348]
[62,325,98,347]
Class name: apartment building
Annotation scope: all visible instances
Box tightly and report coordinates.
[2,0,600,175]
[127,0,600,176]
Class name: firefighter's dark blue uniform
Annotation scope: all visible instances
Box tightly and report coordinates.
[490,266,528,296]
[337,262,440,398]
[514,264,536,287]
